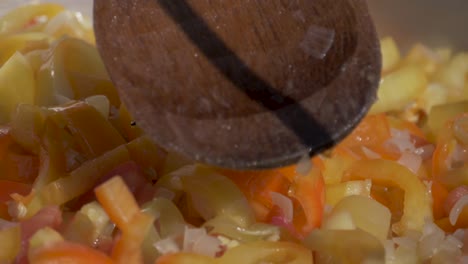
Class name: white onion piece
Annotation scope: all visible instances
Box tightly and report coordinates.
[299,25,335,59]
[386,129,416,153]
[419,229,445,259]
[182,226,223,257]
[453,229,465,241]
[445,234,464,249]
[361,146,381,159]
[192,234,222,257]
[154,236,180,255]
[414,221,465,262]
[270,192,293,223]
[217,235,241,249]
[397,152,422,174]
[450,195,468,225]
[422,221,445,237]
[391,128,411,139]
[183,226,207,252]
[414,144,435,160]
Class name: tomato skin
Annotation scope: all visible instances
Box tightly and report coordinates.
[220,160,325,238]
[290,169,325,236]
[340,114,392,150]
[431,180,450,220]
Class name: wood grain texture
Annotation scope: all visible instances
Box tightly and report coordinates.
[94,0,381,169]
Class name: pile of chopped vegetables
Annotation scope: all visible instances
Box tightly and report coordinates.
[0,3,468,264]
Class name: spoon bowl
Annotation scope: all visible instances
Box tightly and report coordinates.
[93,0,381,169]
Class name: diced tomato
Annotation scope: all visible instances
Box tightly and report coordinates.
[220,160,324,238]
[289,169,325,236]
[340,114,391,150]
[222,169,292,218]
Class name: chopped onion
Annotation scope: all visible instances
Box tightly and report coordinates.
[154,236,180,255]
[419,222,445,260]
[361,146,381,159]
[217,235,241,249]
[397,152,422,174]
[414,144,435,160]
[453,229,465,241]
[182,226,223,257]
[183,226,207,252]
[449,195,468,225]
[445,234,463,249]
[270,192,293,223]
[192,234,223,258]
[391,128,411,139]
[385,128,416,153]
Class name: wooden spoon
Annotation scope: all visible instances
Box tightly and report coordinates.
[93,0,381,169]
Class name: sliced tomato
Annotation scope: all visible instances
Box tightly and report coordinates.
[340,114,391,150]
[220,160,324,238]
